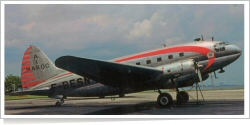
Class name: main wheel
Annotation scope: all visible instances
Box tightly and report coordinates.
[157,93,173,107]
[176,91,189,103]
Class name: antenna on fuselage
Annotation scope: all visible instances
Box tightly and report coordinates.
[161,44,166,47]
[207,37,214,42]
[194,35,204,42]
[194,38,201,41]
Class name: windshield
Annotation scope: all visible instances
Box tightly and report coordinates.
[214,42,226,52]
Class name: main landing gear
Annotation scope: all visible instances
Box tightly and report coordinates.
[157,91,173,107]
[176,90,189,104]
[157,89,189,107]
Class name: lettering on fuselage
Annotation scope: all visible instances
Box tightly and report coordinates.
[51,77,91,90]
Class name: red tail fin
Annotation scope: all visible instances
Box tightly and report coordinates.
[21,46,58,89]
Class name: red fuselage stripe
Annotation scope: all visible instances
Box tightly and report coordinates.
[50,72,73,80]
[114,46,216,71]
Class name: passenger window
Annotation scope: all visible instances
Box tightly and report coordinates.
[136,62,140,65]
[157,57,162,62]
[146,60,151,64]
[168,55,173,59]
[179,52,184,57]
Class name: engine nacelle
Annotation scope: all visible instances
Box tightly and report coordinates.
[156,59,197,83]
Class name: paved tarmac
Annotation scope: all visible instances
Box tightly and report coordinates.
[4,89,244,115]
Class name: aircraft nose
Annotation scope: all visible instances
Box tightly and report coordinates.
[235,45,242,54]
[233,45,242,59]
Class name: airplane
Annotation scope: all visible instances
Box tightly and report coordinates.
[10,37,242,107]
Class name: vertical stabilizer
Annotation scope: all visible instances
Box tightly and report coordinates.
[21,46,58,89]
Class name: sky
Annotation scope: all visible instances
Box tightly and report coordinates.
[3,3,245,86]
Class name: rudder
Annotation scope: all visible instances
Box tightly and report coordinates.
[21,46,58,89]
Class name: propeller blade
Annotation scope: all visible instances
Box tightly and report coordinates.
[194,61,203,88]
[210,73,214,86]
[193,60,203,86]
[197,68,202,82]
[210,73,215,90]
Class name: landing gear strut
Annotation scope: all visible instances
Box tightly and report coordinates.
[185,83,205,104]
[195,83,205,104]
[119,86,125,97]
[157,89,173,107]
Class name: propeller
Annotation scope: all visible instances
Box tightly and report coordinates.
[194,61,204,87]
[194,61,203,82]
[210,71,218,89]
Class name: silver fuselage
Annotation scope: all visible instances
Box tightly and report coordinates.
[33,41,242,97]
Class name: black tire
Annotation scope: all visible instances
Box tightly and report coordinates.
[157,93,173,107]
[176,91,189,103]
[55,101,61,107]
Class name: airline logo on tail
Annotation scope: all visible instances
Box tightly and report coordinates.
[26,55,50,71]
[21,46,58,89]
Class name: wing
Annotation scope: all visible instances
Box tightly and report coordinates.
[55,56,163,88]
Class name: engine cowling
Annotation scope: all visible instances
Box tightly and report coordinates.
[156,59,197,83]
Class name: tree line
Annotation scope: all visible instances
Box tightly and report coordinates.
[5,74,22,94]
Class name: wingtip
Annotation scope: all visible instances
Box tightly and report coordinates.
[55,56,72,68]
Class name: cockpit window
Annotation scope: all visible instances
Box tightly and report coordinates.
[214,42,226,52]
[220,46,225,51]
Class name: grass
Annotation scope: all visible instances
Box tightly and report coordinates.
[5,95,48,101]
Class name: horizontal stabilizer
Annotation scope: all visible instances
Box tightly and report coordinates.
[8,89,49,96]
[55,56,163,87]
